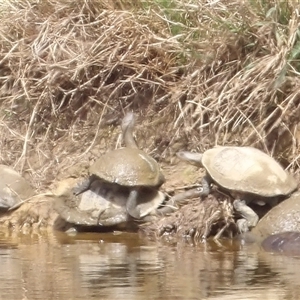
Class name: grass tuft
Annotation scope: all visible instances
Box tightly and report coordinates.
[0,0,299,188]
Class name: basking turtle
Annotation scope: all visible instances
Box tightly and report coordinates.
[238,192,300,256]
[54,178,201,229]
[74,112,165,219]
[250,191,300,238]
[0,164,34,210]
[54,178,166,227]
[177,146,298,233]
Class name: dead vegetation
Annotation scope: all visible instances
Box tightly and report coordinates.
[0,0,299,190]
[139,191,235,242]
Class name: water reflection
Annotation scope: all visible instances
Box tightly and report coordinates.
[0,230,299,299]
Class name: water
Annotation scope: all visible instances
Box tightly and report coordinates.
[0,230,299,300]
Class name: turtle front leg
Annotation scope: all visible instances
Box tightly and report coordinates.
[126,188,141,219]
[72,177,93,195]
[201,174,212,196]
[233,199,259,233]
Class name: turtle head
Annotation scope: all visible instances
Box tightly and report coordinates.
[176,151,204,167]
[121,112,138,149]
[121,112,135,133]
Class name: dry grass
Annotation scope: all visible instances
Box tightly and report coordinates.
[0,0,299,191]
[139,191,235,242]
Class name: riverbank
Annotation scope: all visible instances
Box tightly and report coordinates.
[0,0,299,191]
[0,0,299,237]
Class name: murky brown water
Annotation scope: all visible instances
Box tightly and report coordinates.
[0,230,299,300]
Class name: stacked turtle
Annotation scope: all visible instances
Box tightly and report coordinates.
[72,112,166,219]
[177,146,297,233]
[53,112,192,228]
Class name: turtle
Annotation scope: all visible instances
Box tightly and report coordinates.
[237,191,300,254]
[176,146,298,233]
[54,178,165,227]
[73,112,165,219]
[250,190,300,239]
[54,178,201,229]
[0,164,35,210]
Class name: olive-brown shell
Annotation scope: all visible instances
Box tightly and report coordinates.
[202,146,297,197]
[0,164,35,207]
[90,148,165,187]
[54,179,165,226]
[251,191,300,239]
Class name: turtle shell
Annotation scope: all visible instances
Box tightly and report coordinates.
[0,164,35,208]
[54,178,165,226]
[202,146,297,197]
[90,148,165,187]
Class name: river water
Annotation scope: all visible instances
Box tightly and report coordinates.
[0,230,299,300]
